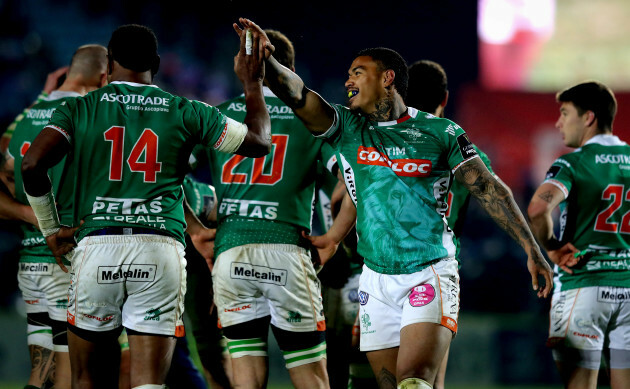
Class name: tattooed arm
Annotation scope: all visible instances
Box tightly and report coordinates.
[236,19,335,134]
[528,182,579,273]
[454,157,553,297]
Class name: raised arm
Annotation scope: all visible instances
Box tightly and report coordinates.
[232,20,272,158]
[454,157,553,298]
[236,18,336,135]
[528,182,579,273]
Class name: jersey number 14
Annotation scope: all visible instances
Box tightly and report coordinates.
[104,126,162,183]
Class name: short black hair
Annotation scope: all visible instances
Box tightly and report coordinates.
[355,48,408,99]
[265,30,295,70]
[406,60,447,114]
[108,24,160,75]
[557,81,617,131]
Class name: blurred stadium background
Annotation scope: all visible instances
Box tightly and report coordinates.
[1,0,629,387]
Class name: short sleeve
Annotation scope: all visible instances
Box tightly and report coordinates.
[187,100,229,148]
[543,158,574,198]
[319,142,339,176]
[45,99,75,143]
[314,104,363,148]
[440,120,479,172]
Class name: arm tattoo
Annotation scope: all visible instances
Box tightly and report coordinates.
[538,190,554,203]
[265,58,307,109]
[377,367,397,389]
[455,160,535,249]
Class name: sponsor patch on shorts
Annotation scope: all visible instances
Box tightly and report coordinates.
[97,264,157,284]
[358,291,369,305]
[230,262,287,286]
[409,284,435,307]
[18,262,53,275]
[597,287,630,302]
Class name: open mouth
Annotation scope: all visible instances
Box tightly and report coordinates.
[347,90,358,100]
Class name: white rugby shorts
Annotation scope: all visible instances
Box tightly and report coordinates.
[212,244,326,332]
[358,258,460,352]
[549,286,630,352]
[67,235,186,337]
[18,261,71,322]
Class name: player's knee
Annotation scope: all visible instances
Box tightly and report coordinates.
[51,319,69,352]
[552,346,601,370]
[271,325,326,369]
[609,348,630,369]
[222,316,270,358]
[398,377,433,389]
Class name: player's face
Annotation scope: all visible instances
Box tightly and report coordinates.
[345,56,386,114]
[556,102,587,148]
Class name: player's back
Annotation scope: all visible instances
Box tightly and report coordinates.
[546,134,630,289]
[50,81,227,244]
[209,88,334,256]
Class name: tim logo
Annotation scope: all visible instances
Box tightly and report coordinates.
[358,291,369,305]
[357,146,431,177]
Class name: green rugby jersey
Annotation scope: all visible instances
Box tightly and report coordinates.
[208,88,336,256]
[319,105,479,275]
[46,81,232,245]
[182,175,215,226]
[445,146,493,256]
[543,134,630,290]
[9,91,80,264]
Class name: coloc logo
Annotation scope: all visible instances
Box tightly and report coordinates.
[357,146,431,177]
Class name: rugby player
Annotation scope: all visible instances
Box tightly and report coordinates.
[205,28,336,389]
[2,45,108,389]
[528,81,630,389]
[21,24,271,389]
[238,18,552,389]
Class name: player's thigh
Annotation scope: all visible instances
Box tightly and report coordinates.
[212,245,272,328]
[549,287,609,370]
[397,322,452,382]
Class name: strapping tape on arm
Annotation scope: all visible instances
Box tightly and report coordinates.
[26,189,60,237]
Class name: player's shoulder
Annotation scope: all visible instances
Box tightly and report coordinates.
[407,108,459,132]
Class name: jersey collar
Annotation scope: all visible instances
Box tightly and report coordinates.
[110,81,158,88]
[374,107,418,127]
[583,134,626,147]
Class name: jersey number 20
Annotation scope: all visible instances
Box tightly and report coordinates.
[104,126,162,183]
[221,135,288,185]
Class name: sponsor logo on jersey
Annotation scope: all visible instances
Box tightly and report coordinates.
[545,165,561,179]
[18,262,53,275]
[226,102,294,116]
[401,128,423,142]
[21,236,45,247]
[595,154,630,165]
[231,263,287,285]
[456,133,477,160]
[224,304,252,313]
[572,331,598,340]
[445,123,460,136]
[357,146,432,177]
[358,291,369,305]
[598,287,630,302]
[100,93,170,107]
[26,108,56,120]
[91,196,166,229]
[97,264,157,284]
[409,284,435,307]
[287,311,302,323]
[219,198,278,220]
[214,123,229,150]
[339,154,357,204]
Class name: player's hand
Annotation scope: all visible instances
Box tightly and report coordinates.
[526,246,553,298]
[45,225,78,273]
[233,19,271,86]
[547,242,581,274]
[190,227,216,271]
[43,66,69,94]
[302,231,339,270]
[233,18,275,60]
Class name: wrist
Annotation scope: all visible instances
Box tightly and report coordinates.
[25,189,60,237]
